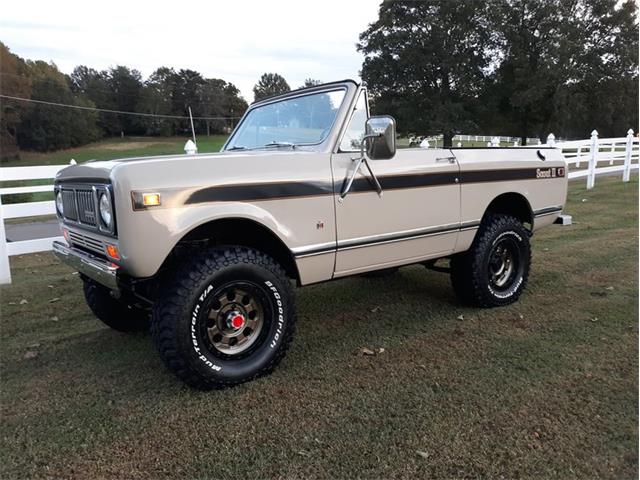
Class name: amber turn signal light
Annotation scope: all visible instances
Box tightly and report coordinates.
[142,193,161,206]
[106,244,120,260]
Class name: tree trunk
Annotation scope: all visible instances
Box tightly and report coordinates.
[521,135,527,146]
[443,132,453,148]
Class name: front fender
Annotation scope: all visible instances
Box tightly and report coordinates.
[116,201,290,278]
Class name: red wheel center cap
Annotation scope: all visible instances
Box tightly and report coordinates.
[230,314,245,329]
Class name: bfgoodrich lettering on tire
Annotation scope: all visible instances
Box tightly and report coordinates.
[151,246,296,389]
[451,214,531,307]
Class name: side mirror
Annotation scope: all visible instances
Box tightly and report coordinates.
[365,115,396,160]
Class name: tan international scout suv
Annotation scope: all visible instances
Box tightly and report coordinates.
[53,80,568,389]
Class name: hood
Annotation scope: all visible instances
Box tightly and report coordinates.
[53,149,312,186]
[54,152,228,184]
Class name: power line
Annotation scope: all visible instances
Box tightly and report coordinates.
[0,94,242,120]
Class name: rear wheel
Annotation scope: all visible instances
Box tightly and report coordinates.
[151,246,296,390]
[451,214,531,307]
[82,278,149,332]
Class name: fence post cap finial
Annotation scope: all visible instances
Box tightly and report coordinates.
[184,139,197,154]
[627,128,634,136]
[591,129,598,137]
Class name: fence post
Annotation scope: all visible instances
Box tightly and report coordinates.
[610,141,616,165]
[546,133,556,147]
[0,194,11,284]
[623,128,634,182]
[576,145,582,168]
[587,129,598,189]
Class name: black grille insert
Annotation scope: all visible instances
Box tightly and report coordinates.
[61,190,78,221]
[76,190,97,226]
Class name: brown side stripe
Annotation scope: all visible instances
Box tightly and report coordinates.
[185,167,564,204]
[187,181,334,203]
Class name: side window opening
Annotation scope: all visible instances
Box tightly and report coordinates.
[339,91,368,152]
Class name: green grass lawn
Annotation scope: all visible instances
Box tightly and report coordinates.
[1,135,228,168]
[1,178,637,479]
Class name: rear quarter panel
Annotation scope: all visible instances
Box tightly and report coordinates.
[453,148,567,252]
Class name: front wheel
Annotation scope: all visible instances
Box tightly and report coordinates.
[451,214,531,307]
[151,246,296,389]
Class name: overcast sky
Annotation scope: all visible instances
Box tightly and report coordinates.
[1,0,381,102]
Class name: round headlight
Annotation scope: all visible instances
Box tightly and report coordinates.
[99,193,112,228]
[55,191,64,215]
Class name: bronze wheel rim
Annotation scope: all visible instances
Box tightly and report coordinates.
[205,284,265,355]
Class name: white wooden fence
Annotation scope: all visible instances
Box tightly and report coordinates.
[1,130,638,284]
[0,165,66,283]
[453,134,540,145]
[550,129,639,188]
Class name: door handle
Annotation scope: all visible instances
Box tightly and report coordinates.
[436,156,456,163]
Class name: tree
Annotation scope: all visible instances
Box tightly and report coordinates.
[253,73,290,102]
[69,66,113,136]
[171,69,205,135]
[17,61,100,151]
[489,0,638,142]
[105,66,144,135]
[199,79,248,135]
[0,42,31,160]
[300,78,322,88]
[358,0,495,146]
[137,67,178,136]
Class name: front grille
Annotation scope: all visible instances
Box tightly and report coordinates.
[76,190,97,226]
[56,184,115,236]
[68,231,106,256]
[61,190,78,221]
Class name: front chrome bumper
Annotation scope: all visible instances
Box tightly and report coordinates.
[52,241,119,290]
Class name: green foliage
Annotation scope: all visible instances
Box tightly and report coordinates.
[13,60,101,151]
[358,0,495,146]
[300,78,322,88]
[360,0,639,142]
[1,45,248,156]
[253,73,291,102]
[489,0,639,141]
[1,42,31,158]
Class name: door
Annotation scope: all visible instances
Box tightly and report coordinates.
[331,91,461,277]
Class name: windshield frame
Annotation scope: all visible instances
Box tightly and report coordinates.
[222,84,351,152]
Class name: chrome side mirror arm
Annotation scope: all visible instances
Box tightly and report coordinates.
[339,134,384,201]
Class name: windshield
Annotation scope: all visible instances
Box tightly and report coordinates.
[225,89,346,150]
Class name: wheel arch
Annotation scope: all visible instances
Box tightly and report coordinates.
[482,192,534,230]
[161,217,300,284]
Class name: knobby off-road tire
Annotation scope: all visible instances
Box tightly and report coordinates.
[450,214,531,307]
[82,278,149,332]
[151,246,296,390]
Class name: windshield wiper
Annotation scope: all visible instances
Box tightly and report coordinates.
[226,142,296,152]
[263,141,296,149]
